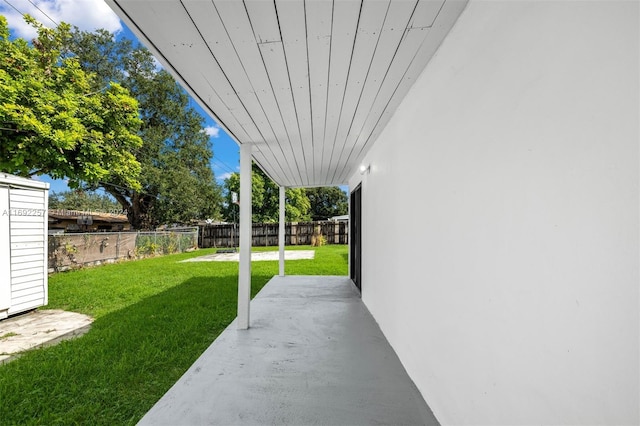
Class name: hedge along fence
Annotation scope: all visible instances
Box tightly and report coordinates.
[48,229,198,272]
[198,221,348,249]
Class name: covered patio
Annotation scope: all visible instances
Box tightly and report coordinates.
[103,1,466,423]
[103,1,640,424]
[138,276,438,425]
[104,0,466,329]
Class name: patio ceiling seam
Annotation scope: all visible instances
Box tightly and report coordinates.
[238,1,300,186]
[274,1,309,187]
[109,0,246,150]
[337,0,451,183]
[319,0,335,186]
[332,0,421,184]
[245,3,302,187]
[323,0,363,185]
[303,0,316,184]
[328,0,394,184]
[199,0,294,185]
[336,0,423,183]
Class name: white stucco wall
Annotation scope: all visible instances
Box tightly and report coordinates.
[349,1,639,424]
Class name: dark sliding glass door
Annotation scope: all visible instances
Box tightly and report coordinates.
[350,184,362,293]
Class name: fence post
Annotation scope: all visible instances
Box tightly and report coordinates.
[291,222,297,245]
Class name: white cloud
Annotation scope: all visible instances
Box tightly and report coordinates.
[0,0,122,40]
[203,125,220,138]
[217,172,232,181]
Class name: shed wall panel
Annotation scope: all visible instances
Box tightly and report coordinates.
[11,260,43,272]
[12,247,45,257]
[10,254,44,264]
[11,285,44,300]
[11,268,44,280]
[11,279,45,292]
[10,235,45,244]
[9,297,45,314]
[9,228,45,237]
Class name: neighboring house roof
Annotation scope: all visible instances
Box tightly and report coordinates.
[48,210,129,224]
[105,0,468,188]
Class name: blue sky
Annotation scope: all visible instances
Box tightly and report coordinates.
[0,0,240,194]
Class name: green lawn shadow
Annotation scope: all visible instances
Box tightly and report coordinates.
[0,274,273,425]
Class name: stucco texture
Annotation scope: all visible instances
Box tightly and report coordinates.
[349,1,639,424]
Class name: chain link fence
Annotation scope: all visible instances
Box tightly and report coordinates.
[48,228,198,272]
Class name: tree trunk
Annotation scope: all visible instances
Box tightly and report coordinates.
[104,186,155,230]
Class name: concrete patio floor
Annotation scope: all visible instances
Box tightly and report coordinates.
[139,275,439,425]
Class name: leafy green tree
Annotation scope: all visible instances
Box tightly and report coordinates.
[306,187,348,221]
[284,187,312,223]
[223,163,310,223]
[62,27,222,228]
[0,16,142,190]
[49,190,121,212]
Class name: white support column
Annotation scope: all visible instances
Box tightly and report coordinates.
[237,143,252,330]
[279,186,285,276]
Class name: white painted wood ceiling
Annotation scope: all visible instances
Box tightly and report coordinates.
[106,0,468,187]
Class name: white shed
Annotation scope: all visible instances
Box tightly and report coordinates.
[0,173,49,320]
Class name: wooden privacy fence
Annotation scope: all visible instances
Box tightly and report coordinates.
[199,221,348,248]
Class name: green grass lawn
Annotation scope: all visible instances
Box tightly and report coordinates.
[0,245,348,425]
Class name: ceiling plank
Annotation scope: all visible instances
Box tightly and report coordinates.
[328,0,390,183]
[336,0,468,183]
[205,2,274,138]
[215,0,302,186]
[276,0,314,186]
[252,147,288,185]
[115,0,264,146]
[306,0,333,184]
[409,0,445,28]
[108,0,469,188]
[244,0,281,43]
[339,28,431,180]
[328,0,418,183]
[334,27,430,183]
[320,0,362,185]
[242,0,310,186]
[258,41,306,187]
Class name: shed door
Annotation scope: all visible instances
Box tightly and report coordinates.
[0,186,10,318]
[8,187,47,315]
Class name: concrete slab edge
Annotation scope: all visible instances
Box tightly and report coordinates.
[0,323,92,366]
